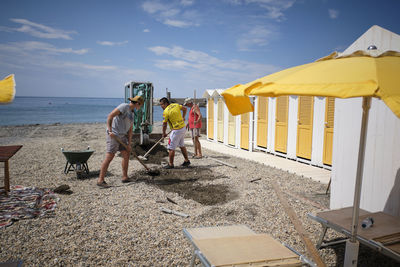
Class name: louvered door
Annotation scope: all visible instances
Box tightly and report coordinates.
[323,97,335,165]
[296,96,314,159]
[257,97,268,148]
[275,96,289,153]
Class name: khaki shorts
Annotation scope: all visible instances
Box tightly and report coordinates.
[190,128,201,138]
[106,134,128,154]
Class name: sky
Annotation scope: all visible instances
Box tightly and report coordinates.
[1,0,399,99]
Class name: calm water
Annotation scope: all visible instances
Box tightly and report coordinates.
[0,96,206,126]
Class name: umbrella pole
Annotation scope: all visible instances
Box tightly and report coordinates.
[344,96,371,266]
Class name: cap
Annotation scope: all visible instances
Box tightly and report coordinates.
[183,97,193,106]
[128,95,144,105]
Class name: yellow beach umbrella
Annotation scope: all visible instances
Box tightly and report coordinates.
[222,48,400,266]
[222,50,400,118]
[0,74,16,104]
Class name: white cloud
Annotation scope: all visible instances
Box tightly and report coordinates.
[142,1,167,14]
[142,0,200,28]
[227,0,296,21]
[1,18,77,39]
[148,45,280,83]
[143,29,150,33]
[237,25,275,51]
[164,19,192,28]
[180,0,194,6]
[0,41,88,55]
[328,9,339,19]
[97,40,128,46]
[0,40,153,83]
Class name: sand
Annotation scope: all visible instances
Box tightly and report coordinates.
[0,122,397,266]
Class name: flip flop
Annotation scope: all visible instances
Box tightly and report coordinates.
[96,181,110,188]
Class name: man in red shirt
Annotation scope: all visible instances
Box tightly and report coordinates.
[183,98,202,159]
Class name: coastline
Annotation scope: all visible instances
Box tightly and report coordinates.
[0,123,395,266]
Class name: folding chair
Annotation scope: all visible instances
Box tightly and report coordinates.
[308,207,400,262]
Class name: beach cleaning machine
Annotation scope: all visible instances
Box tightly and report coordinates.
[124,81,154,145]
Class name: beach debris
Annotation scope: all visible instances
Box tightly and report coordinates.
[166,197,178,205]
[0,185,58,228]
[204,155,236,168]
[53,184,73,194]
[249,178,261,183]
[272,181,326,267]
[159,207,189,218]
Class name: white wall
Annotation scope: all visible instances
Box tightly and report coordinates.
[223,101,229,145]
[331,98,400,216]
[213,97,218,143]
[287,96,298,159]
[267,97,276,153]
[331,25,400,216]
[311,97,326,166]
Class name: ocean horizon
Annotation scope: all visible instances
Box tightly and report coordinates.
[0,96,206,126]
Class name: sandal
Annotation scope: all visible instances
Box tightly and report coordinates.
[96,181,110,188]
[121,179,132,183]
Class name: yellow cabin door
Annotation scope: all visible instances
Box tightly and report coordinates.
[207,99,214,140]
[228,112,236,146]
[257,96,268,148]
[296,96,314,159]
[275,96,289,153]
[323,97,335,165]
[240,113,249,150]
[217,99,224,142]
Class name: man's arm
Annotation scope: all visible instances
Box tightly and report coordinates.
[106,108,121,136]
[162,122,168,137]
[194,104,202,124]
[181,105,187,120]
[127,123,133,150]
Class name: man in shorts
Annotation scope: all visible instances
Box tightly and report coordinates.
[159,97,190,169]
[97,95,144,187]
[183,98,202,158]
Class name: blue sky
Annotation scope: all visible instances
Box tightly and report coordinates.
[1,0,399,99]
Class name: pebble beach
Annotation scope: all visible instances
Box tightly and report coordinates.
[0,122,398,266]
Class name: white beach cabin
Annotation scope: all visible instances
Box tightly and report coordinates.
[331,25,400,217]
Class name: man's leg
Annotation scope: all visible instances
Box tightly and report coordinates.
[98,152,115,184]
[192,137,197,156]
[121,150,129,181]
[180,146,190,162]
[168,149,175,166]
[195,136,202,157]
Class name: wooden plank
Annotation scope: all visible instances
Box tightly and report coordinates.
[194,234,301,267]
[186,225,255,240]
[272,181,326,267]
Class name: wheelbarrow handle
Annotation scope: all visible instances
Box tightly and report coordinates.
[112,135,151,171]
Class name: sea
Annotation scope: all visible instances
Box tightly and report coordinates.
[0,96,206,126]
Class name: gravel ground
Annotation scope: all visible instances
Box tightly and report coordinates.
[0,122,398,266]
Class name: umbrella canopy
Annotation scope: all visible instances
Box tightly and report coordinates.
[222,50,400,119]
[221,49,400,266]
[0,74,16,104]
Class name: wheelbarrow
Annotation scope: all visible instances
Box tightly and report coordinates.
[61,147,95,179]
